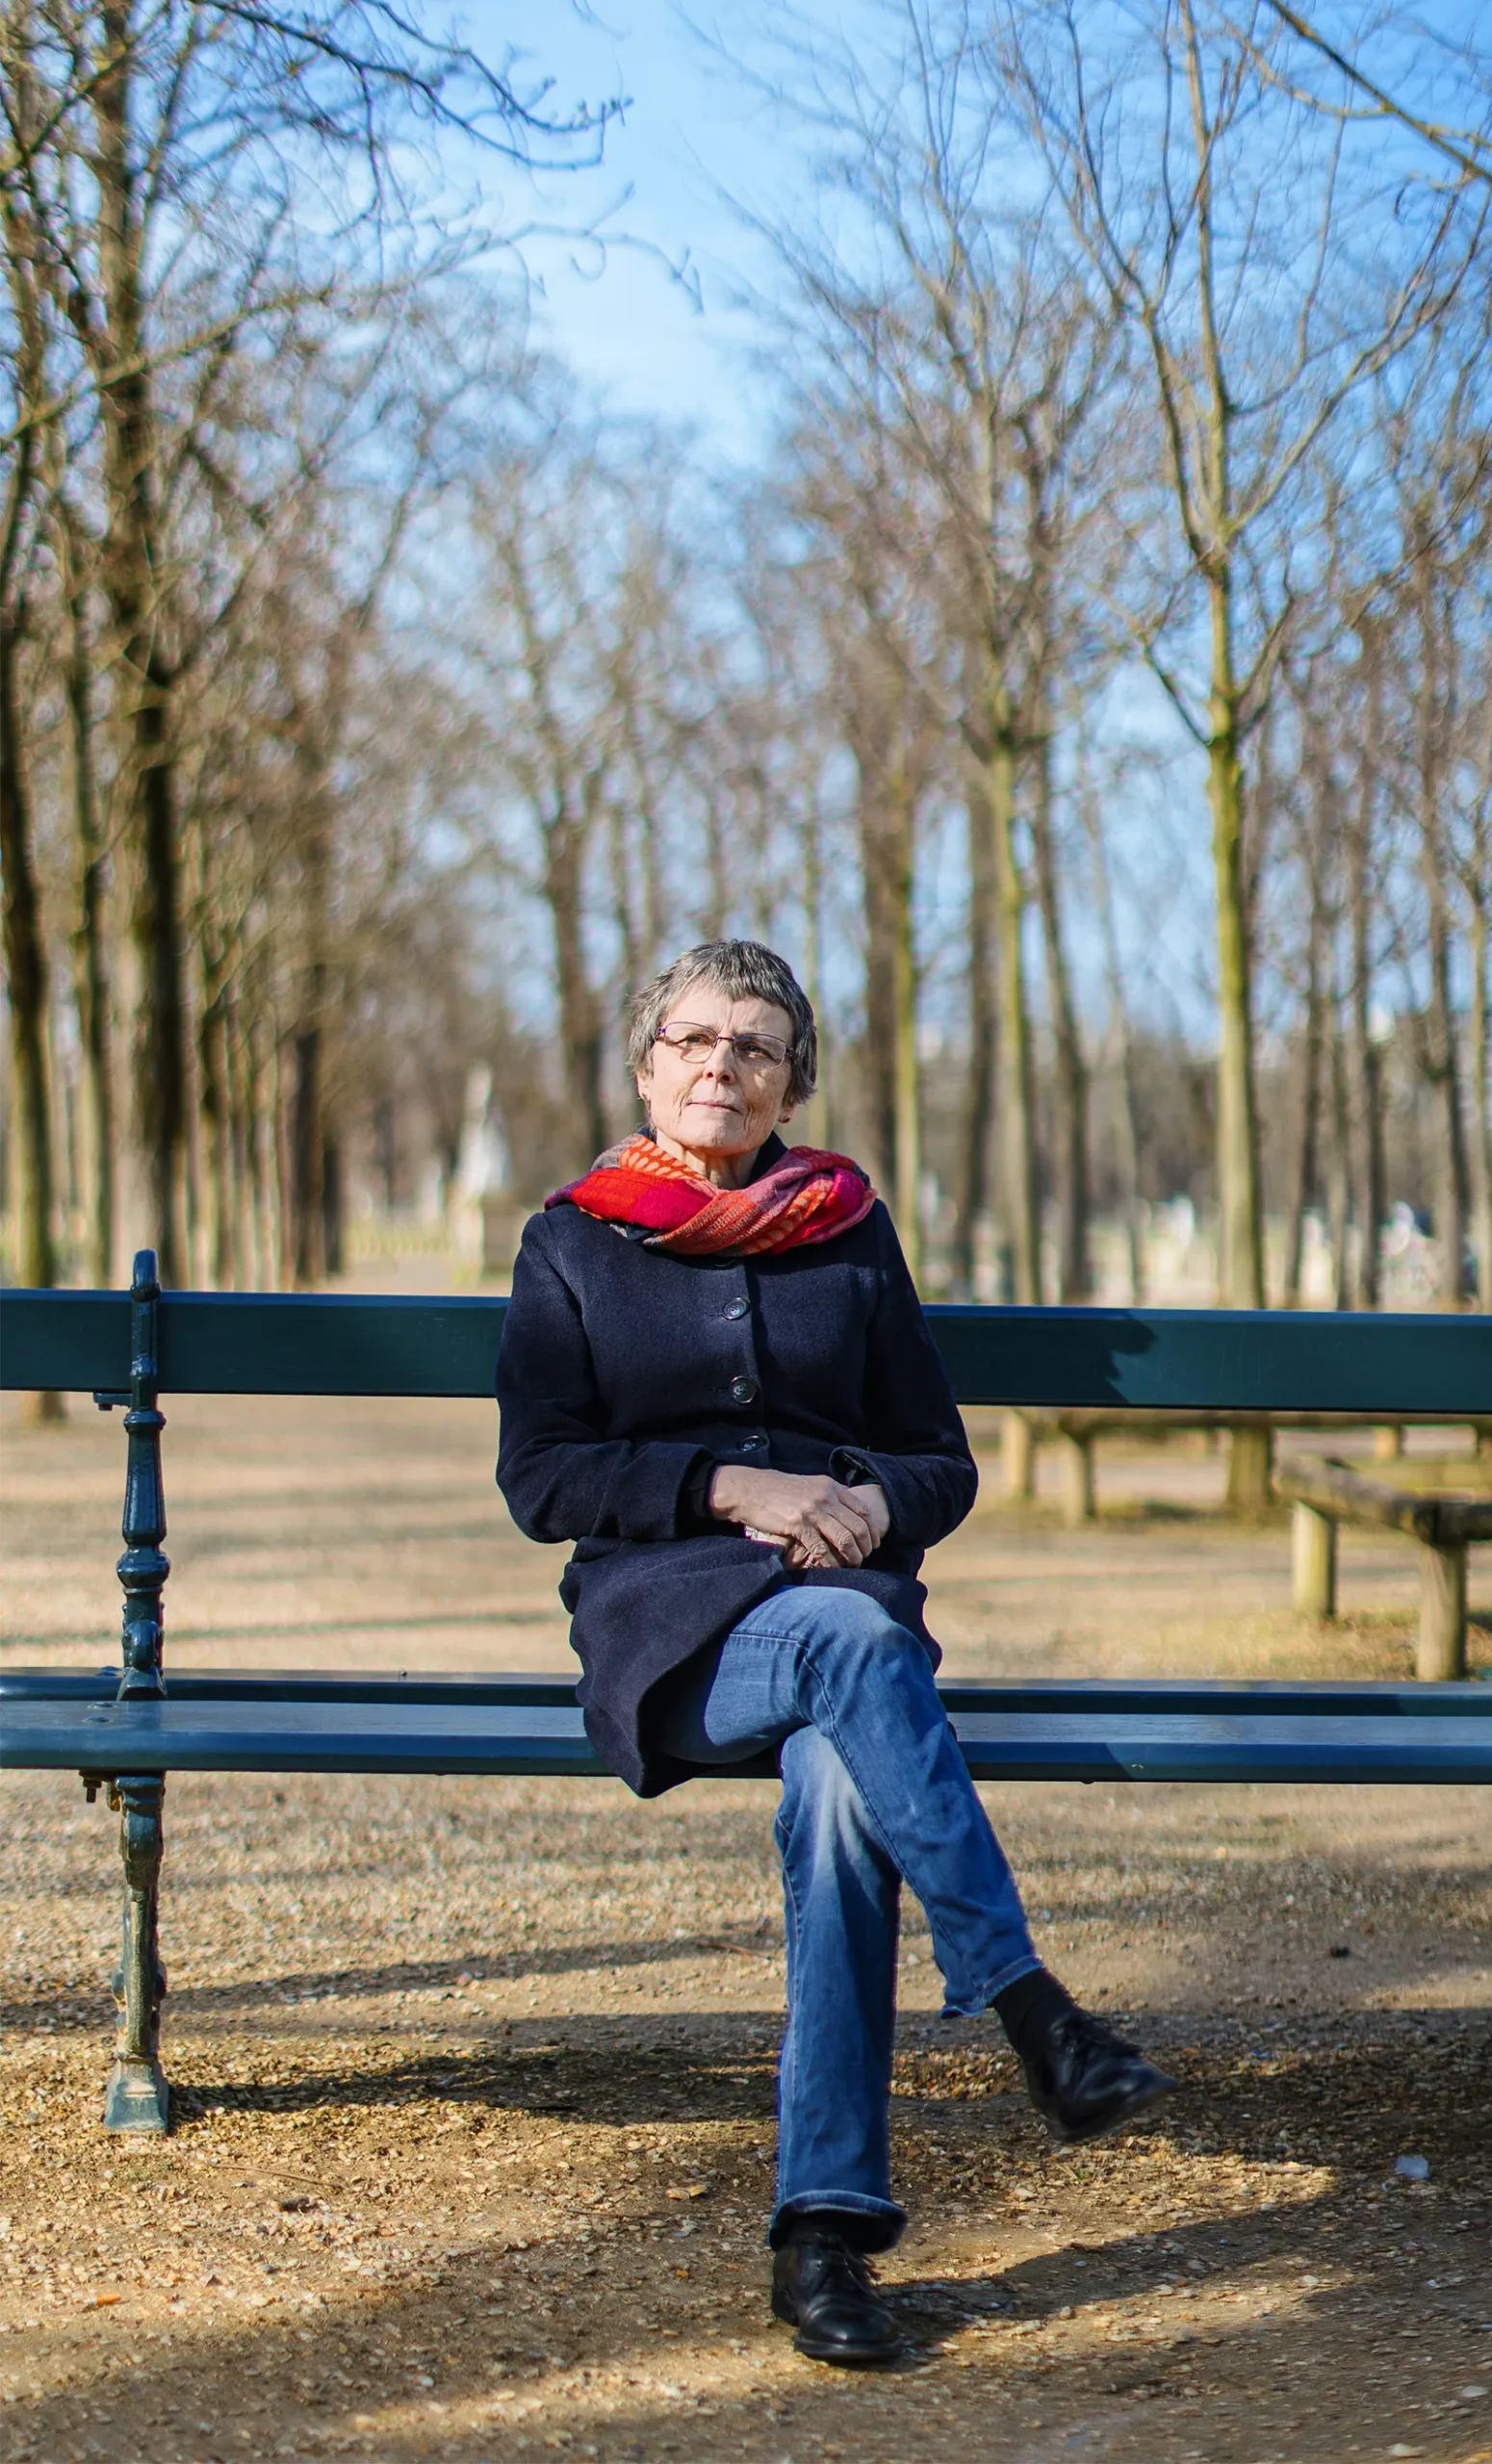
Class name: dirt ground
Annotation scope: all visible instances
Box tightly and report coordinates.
[2,1389,1490,2464]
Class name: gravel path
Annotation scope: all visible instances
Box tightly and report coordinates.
[3,1393,1490,2464]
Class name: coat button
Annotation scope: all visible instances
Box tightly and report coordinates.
[730,1375,759,1406]
[723,1296,749,1321]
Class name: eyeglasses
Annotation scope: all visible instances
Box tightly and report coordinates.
[655,1022,794,1072]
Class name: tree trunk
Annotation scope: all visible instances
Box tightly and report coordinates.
[1284,899,1325,1306]
[243,977,278,1290]
[1423,894,1469,1306]
[608,791,643,1013]
[0,662,52,1276]
[220,977,249,1288]
[797,792,831,1150]
[128,708,189,1281]
[196,905,235,1289]
[1325,986,1352,1310]
[93,0,189,1285]
[956,768,997,1296]
[546,812,605,1167]
[1415,561,1469,1306]
[1030,723,1090,1300]
[289,801,331,1292]
[187,817,234,1300]
[1208,576,1265,1311]
[1207,572,1270,1512]
[373,1095,398,1211]
[322,1131,344,1277]
[0,602,62,1328]
[1083,780,1145,1299]
[989,689,1041,1305]
[60,527,116,1287]
[855,732,901,1196]
[290,1016,325,1290]
[888,761,921,1285]
[1468,875,1491,1313]
[1346,625,1386,1308]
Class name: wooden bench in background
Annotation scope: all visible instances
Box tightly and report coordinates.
[1279,1453,1492,1680]
[1002,1405,1492,1527]
[3,1253,1490,2138]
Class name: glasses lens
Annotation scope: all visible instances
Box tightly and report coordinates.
[656,1024,791,1071]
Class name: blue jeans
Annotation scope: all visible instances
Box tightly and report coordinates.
[648,1583,1039,2251]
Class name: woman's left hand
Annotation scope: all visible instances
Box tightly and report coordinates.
[781,1482,890,1569]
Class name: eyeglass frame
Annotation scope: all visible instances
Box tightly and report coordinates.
[652,1020,797,1072]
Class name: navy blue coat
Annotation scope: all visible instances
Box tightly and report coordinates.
[494,1135,978,1796]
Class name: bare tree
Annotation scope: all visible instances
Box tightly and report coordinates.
[1001,0,1488,1495]
[747,13,1125,1299]
[2,0,618,1280]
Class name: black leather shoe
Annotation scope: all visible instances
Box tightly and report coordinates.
[1020,2005,1175,2146]
[771,2233,903,2366]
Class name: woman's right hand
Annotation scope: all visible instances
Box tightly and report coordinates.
[707,1466,887,1568]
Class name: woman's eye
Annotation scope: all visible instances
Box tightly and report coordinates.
[675,1034,714,1058]
[736,1042,773,1065]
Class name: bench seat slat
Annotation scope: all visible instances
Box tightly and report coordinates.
[5,1668,1489,1715]
[0,1667,588,1707]
[6,1695,1488,1785]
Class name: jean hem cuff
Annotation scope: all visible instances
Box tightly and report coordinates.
[768,2194,908,2253]
[939,1950,1043,2018]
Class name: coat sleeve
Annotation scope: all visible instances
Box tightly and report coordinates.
[828,1205,977,1548]
[496,1217,713,1545]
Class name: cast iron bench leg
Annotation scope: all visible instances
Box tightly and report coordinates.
[93,1247,171,2130]
[103,1773,169,2132]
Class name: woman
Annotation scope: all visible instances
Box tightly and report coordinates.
[497,938,1171,2368]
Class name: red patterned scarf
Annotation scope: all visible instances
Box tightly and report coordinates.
[548,1132,876,1256]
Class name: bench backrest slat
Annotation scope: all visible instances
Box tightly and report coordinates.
[2,1288,1490,1412]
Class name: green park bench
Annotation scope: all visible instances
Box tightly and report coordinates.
[2,1251,1489,2138]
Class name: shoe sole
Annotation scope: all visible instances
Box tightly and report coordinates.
[1044,2067,1177,2148]
[772,2292,903,2367]
[791,2327,904,2367]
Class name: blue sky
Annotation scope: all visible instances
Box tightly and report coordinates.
[456,1,796,456]
[441,3,1219,1034]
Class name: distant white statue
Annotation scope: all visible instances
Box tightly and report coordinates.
[453,1065,519,1276]
[455,1065,511,1202]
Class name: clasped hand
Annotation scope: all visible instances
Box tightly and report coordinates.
[707,1466,890,1569]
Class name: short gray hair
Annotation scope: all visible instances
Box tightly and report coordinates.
[628,939,818,1106]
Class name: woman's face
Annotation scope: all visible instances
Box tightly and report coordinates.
[637,981,797,1167]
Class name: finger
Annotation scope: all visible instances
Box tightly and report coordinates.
[812,1484,870,1537]
[820,1504,873,1554]
[819,1485,873,1535]
[810,1518,866,1566]
[794,1515,853,1566]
